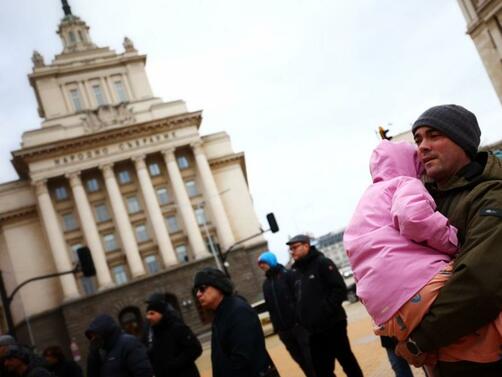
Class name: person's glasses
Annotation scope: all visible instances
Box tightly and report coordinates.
[289,243,304,252]
[196,285,208,294]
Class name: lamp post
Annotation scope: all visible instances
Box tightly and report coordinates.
[196,200,224,272]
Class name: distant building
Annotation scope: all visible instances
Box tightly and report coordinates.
[0,2,267,356]
[315,230,350,269]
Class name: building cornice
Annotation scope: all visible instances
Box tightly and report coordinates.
[28,54,147,84]
[466,0,502,35]
[0,206,37,225]
[208,152,248,183]
[11,111,202,178]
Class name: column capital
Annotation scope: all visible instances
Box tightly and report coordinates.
[65,171,82,188]
[99,163,115,178]
[132,154,146,170]
[32,179,48,196]
[161,148,176,163]
[190,141,204,155]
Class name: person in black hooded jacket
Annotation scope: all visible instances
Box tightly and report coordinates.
[85,314,153,377]
[145,293,202,377]
[257,251,316,377]
[288,235,363,377]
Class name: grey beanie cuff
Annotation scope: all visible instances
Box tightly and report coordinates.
[412,104,481,158]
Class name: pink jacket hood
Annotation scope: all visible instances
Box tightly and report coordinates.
[370,140,424,183]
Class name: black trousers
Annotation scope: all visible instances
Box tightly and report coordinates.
[309,320,363,377]
[278,326,317,377]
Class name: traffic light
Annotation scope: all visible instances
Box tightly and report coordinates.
[76,247,96,277]
[378,126,392,140]
[266,213,279,233]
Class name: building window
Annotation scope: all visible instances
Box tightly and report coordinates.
[165,215,179,233]
[185,180,198,197]
[195,207,207,225]
[135,224,149,243]
[156,187,169,205]
[86,178,100,192]
[62,213,78,232]
[70,243,83,262]
[127,196,141,214]
[103,233,118,252]
[118,170,131,184]
[81,276,96,295]
[175,244,189,263]
[145,255,160,274]
[95,203,110,222]
[205,235,219,254]
[69,88,83,111]
[54,186,69,201]
[112,265,128,285]
[148,162,161,176]
[92,84,107,106]
[114,81,128,102]
[69,31,77,43]
[177,156,189,169]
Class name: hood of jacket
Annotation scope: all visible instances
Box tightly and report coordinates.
[85,314,121,350]
[370,140,423,183]
[428,152,502,192]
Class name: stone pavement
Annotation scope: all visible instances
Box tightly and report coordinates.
[195,301,426,377]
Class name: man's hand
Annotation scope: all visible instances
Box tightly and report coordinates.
[395,341,429,367]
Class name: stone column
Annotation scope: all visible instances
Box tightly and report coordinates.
[100,164,146,277]
[162,148,207,259]
[191,141,235,250]
[66,172,114,289]
[33,180,80,299]
[132,155,177,266]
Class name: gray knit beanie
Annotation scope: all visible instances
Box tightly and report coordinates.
[412,104,481,158]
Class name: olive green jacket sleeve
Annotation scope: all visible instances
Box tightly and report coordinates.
[411,180,502,352]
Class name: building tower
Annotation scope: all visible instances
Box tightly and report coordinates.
[0,1,267,354]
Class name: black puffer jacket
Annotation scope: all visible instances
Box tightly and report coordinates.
[291,246,347,333]
[148,313,202,377]
[211,295,272,377]
[86,314,153,377]
[262,264,296,332]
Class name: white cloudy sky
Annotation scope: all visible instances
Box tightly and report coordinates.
[1,1,501,263]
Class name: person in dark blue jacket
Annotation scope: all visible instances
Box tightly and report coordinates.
[257,251,316,377]
[85,314,153,377]
[193,267,279,377]
[145,294,202,377]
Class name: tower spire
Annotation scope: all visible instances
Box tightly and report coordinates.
[62,0,72,16]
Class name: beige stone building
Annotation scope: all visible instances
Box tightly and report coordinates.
[0,3,267,353]
[458,0,502,104]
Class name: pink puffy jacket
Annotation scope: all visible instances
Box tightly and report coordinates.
[343,140,458,325]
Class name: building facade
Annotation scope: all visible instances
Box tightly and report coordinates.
[315,230,350,269]
[0,3,267,356]
[458,0,502,104]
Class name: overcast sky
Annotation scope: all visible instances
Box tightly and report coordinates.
[1,1,501,263]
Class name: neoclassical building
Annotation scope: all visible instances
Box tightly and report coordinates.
[0,2,267,354]
[458,0,502,105]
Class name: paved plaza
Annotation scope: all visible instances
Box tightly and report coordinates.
[195,301,426,377]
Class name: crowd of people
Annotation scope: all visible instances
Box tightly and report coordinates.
[0,104,500,377]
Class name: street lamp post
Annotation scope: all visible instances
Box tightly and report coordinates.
[196,200,224,272]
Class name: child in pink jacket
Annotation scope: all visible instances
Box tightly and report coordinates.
[343,140,501,363]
